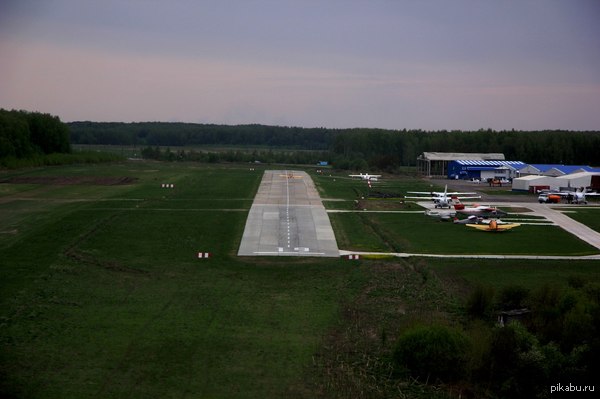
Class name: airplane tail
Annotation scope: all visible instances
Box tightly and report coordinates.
[453,201,465,210]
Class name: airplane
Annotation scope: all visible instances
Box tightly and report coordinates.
[558,187,599,204]
[454,203,507,217]
[405,185,481,208]
[349,173,381,181]
[453,215,483,224]
[465,219,520,232]
[424,209,456,221]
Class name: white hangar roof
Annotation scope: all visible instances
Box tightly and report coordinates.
[419,152,505,161]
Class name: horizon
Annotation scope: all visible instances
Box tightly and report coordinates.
[1,1,599,131]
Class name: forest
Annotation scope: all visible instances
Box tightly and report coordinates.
[0,110,123,168]
[2,112,600,169]
[0,109,71,158]
[68,121,600,169]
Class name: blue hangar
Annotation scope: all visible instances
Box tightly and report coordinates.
[448,160,526,181]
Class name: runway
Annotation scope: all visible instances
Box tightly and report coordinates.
[237,170,339,257]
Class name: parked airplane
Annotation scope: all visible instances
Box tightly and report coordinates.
[424,209,456,221]
[405,185,481,208]
[455,204,507,217]
[465,219,520,232]
[349,173,381,181]
[453,215,483,224]
[560,187,598,204]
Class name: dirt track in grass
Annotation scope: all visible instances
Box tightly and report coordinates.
[0,176,138,185]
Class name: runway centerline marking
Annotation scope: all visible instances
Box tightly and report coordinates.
[237,170,339,257]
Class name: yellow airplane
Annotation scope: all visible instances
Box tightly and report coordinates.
[465,219,520,232]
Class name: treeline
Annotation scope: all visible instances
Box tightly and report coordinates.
[69,122,600,169]
[140,146,328,165]
[331,128,600,169]
[69,122,332,150]
[1,109,71,158]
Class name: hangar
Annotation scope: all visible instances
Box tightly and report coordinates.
[512,175,557,192]
[416,152,505,177]
[517,164,599,177]
[448,160,526,181]
[512,171,600,192]
[556,171,600,189]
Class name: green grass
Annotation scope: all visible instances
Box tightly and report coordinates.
[432,258,600,290]
[2,161,600,399]
[561,207,600,233]
[329,212,599,255]
[0,162,362,398]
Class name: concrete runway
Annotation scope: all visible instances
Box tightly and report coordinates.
[238,170,339,257]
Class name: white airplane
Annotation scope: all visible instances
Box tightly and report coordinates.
[424,209,456,221]
[454,204,507,217]
[552,187,600,204]
[453,215,483,224]
[349,173,381,181]
[405,185,481,209]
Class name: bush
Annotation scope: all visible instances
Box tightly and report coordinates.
[393,325,470,383]
[496,285,530,311]
[466,284,495,319]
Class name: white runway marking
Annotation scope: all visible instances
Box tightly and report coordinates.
[238,170,339,257]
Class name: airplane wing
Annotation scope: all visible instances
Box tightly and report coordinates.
[405,195,439,200]
[455,195,481,200]
[406,191,439,195]
[495,223,521,230]
[446,191,478,195]
[465,223,520,231]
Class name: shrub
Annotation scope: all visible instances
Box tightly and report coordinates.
[496,285,529,311]
[466,285,495,319]
[393,325,470,383]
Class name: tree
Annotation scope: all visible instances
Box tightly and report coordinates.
[393,325,470,383]
[0,109,71,159]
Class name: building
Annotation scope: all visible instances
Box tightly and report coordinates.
[512,175,556,192]
[416,152,505,177]
[447,160,526,181]
[555,171,600,190]
[517,164,599,177]
[512,171,600,192]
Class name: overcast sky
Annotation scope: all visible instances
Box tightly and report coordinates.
[1,0,599,130]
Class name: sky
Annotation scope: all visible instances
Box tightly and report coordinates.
[1,0,599,130]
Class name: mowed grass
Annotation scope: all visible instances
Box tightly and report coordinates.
[2,162,600,399]
[331,212,599,255]
[561,207,600,233]
[0,162,359,398]
[314,174,600,256]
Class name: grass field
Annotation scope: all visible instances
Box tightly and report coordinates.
[1,161,600,398]
[0,162,361,398]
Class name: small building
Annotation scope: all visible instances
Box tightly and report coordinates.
[417,152,505,177]
[447,160,526,181]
